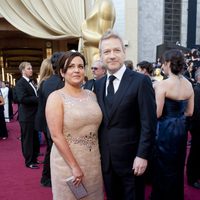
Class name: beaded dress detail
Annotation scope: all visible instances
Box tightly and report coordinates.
[50,90,103,200]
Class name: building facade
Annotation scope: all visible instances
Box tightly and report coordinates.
[113,0,200,64]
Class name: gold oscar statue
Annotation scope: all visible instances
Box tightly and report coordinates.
[81,0,115,78]
[153,68,164,81]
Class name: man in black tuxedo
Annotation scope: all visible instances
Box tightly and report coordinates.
[84,59,106,91]
[15,62,40,169]
[95,29,157,200]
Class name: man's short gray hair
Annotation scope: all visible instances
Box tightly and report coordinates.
[92,60,106,70]
[19,62,31,72]
[99,29,125,54]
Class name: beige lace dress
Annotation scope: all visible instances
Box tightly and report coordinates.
[50,90,104,200]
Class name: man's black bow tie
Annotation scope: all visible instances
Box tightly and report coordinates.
[29,79,36,86]
[29,79,37,89]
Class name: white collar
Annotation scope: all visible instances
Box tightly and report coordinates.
[107,65,126,81]
[23,76,30,82]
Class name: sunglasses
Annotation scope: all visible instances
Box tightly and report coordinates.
[91,67,98,70]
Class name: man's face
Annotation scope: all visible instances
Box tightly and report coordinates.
[91,65,106,80]
[22,64,33,78]
[100,38,125,74]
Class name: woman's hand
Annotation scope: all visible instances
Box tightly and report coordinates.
[72,165,84,186]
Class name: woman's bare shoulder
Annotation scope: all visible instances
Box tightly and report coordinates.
[153,79,167,89]
[84,89,95,96]
[83,89,97,101]
[47,90,63,102]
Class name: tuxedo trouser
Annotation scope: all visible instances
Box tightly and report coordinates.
[41,130,53,180]
[103,167,145,200]
[20,121,40,166]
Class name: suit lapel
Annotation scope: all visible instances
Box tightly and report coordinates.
[108,69,132,121]
[22,77,36,96]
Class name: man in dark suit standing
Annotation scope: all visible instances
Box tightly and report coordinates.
[95,29,157,200]
[39,52,64,187]
[15,62,40,169]
[84,59,106,91]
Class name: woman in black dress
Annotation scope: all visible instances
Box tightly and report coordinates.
[151,49,194,200]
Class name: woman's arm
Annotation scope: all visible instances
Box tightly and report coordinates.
[184,87,194,117]
[46,91,83,184]
[154,82,165,118]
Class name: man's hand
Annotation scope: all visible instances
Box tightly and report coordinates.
[132,156,148,176]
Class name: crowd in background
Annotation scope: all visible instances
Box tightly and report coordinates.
[1,44,200,200]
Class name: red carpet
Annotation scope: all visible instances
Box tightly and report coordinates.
[0,104,200,200]
[0,105,52,200]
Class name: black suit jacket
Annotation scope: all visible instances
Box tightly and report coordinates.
[191,83,200,121]
[40,74,64,133]
[15,77,38,122]
[84,79,95,91]
[35,81,46,132]
[95,69,157,175]
[42,74,64,101]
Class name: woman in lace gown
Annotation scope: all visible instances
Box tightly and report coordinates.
[151,49,194,200]
[46,51,104,200]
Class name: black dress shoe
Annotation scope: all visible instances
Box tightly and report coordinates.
[41,179,52,187]
[188,181,200,189]
[193,181,200,189]
[17,137,21,141]
[34,160,44,164]
[26,164,39,169]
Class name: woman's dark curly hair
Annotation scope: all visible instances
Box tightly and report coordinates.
[58,51,86,75]
[161,49,185,75]
[137,61,153,75]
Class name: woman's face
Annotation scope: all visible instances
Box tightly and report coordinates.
[62,56,85,87]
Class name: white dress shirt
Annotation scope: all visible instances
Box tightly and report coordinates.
[23,76,37,96]
[106,65,126,96]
